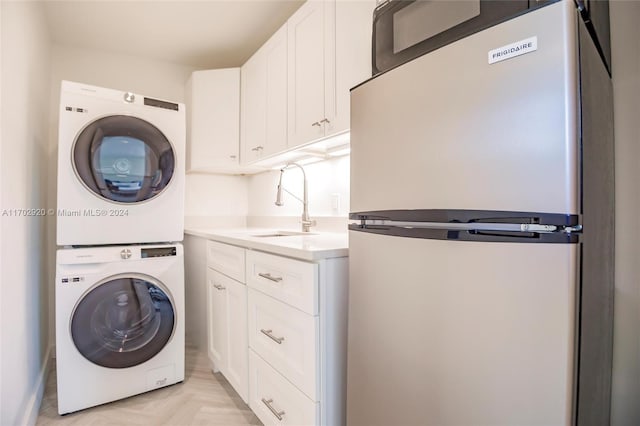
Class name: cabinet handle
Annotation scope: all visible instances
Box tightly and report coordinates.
[311,121,321,127]
[213,284,226,291]
[261,398,285,421]
[258,272,283,282]
[251,146,264,152]
[260,329,285,344]
[320,118,330,124]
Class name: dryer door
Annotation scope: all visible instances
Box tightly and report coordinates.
[72,115,175,203]
[71,275,176,368]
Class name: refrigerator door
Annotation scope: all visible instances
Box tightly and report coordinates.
[351,1,579,215]
[346,231,578,426]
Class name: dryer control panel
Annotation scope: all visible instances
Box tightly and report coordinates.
[141,247,177,258]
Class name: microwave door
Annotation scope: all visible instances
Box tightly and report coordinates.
[372,0,531,75]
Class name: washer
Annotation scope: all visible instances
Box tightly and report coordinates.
[55,244,185,414]
[57,80,185,246]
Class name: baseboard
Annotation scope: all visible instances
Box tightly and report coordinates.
[20,345,52,426]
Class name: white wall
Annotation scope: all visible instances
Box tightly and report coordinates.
[187,155,351,232]
[0,2,52,425]
[184,155,350,231]
[50,44,196,103]
[184,173,248,229]
[610,1,640,424]
[247,155,350,225]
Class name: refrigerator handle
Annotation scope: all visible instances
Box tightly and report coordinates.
[348,223,580,244]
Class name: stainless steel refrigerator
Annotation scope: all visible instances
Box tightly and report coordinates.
[347,1,614,425]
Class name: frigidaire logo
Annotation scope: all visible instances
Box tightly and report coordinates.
[492,41,533,59]
[488,36,538,64]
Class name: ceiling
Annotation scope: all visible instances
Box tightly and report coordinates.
[43,0,305,69]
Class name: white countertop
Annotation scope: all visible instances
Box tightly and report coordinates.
[184,227,348,261]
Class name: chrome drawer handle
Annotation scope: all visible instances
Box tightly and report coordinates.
[320,118,330,124]
[261,398,285,420]
[258,272,283,283]
[311,121,321,127]
[251,145,264,152]
[213,284,226,291]
[260,329,285,344]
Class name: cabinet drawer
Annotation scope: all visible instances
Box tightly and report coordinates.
[248,288,318,401]
[249,350,318,426]
[207,240,245,282]
[246,250,318,315]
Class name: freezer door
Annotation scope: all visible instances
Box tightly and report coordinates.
[346,231,578,426]
[351,1,579,215]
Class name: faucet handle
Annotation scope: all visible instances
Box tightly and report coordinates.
[301,219,317,233]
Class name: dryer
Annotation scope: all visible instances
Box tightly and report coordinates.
[57,80,185,246]
[55,243,185,414]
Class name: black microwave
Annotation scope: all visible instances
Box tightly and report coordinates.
[372,0,558,76]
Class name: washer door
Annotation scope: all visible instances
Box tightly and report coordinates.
[71,275,175,368]
[72,115,175,203]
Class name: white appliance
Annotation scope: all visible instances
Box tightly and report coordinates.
[55,244,185,414]
[57,80,185,246]
[347,1,613,425]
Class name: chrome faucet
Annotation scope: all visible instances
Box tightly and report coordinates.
[275,162,316,232]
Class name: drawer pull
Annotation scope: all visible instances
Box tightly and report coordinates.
[261,398,285,421]
[258,272,283,283]
[213,284,226,291]
[260,329,285,344]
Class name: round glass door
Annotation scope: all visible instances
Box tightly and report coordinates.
[71,275,175,369]
[72,115,175,203]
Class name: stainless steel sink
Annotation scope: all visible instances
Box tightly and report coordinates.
[252,230,318,238]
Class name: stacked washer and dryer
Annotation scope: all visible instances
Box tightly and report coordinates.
[55,81,186,415]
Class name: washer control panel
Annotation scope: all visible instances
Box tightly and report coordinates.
[141,247,177,258]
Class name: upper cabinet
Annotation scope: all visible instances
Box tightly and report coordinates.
[241,26,288,164]
[193,0,375,169]
[186,69,240,173]
[287,0,375,149]
[287,1,327,147]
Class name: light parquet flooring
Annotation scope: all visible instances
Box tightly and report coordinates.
[36,347,262,426]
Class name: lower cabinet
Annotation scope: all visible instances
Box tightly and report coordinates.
[206,239,348,425]
[206,268,248,402]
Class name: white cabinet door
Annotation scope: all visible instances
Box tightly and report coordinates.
[187,69,240,172]
[241,50,267,163]
[206,267,227,372]
[225,276,249,403]
[208,268,249,402]
[241,25,288,164]
[287,0,326,148]
[288,0,375,148]
[264,25,288,157]
[327,0,376,135]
